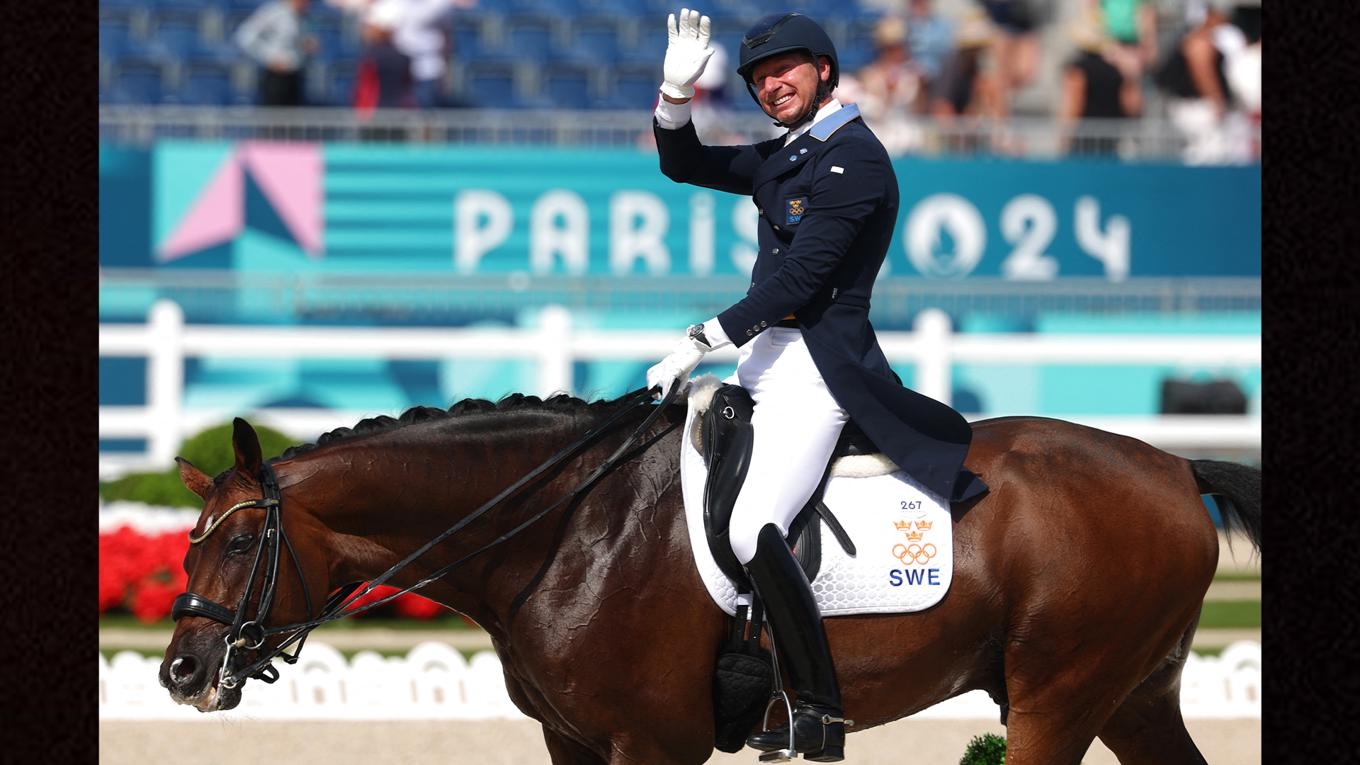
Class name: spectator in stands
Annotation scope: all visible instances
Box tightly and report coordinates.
[974,0,1040,126]
[1153,0,1244,163]
[1224,3,1260,158]
[929,11,998,153]
[1057,10,1138,157]
[848,15,926,155]
[1085,0,1157,116]
[234,0,320,107]
[904,0,955,106]
[390,0,455,109]
[354,0,415,134]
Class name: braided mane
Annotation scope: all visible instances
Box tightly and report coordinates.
[273,392,630,462]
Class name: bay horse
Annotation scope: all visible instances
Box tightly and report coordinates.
[159,388,1261,765]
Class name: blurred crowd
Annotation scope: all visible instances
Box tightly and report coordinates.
[221,0,1260,161]
[825,0,1261,161]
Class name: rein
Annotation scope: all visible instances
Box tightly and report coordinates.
[175,385,679,689]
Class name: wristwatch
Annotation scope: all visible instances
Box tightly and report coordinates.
[687,323,712,351]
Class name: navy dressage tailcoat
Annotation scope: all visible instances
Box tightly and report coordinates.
[654,104,987,503]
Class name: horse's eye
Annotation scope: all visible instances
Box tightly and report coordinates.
[226,533,256,555]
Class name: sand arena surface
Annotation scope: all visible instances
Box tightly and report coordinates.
[101,717,1259,764]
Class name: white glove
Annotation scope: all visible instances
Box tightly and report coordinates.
[661,8,715,100]
[646,319,731,400]
[647,338,706,400]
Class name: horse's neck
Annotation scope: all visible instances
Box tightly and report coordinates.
[277,414,681,625]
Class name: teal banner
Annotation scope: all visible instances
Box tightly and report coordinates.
[102,142,1260,281]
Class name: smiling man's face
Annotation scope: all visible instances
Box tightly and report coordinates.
[749,50,831,124]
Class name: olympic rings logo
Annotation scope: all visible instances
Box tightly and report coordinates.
[892,542,937,566]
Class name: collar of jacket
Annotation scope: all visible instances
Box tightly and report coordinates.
[808,103,861,141]
[754,103,863,188]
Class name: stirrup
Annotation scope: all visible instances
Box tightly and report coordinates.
[756,690,798,763]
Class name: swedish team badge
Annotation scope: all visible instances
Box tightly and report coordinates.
[785,196,808,225]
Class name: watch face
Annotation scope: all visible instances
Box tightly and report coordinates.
[688,324,703,339]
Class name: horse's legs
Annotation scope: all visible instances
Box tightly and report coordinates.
[998,644,1136,764]
[1000,708,1103,765]
[541,727,607,765]
[1097,624,1208,765]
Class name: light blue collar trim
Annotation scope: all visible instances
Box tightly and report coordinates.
[809,103,860,141]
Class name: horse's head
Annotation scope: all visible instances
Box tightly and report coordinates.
[158,418,329,712]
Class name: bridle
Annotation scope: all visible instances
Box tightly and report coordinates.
[171,386,679,690]
[171,463,316,688]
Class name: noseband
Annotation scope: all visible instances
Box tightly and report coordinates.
[170,386,678,690]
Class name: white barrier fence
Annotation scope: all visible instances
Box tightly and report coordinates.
[100,300,1261,477]
[98,639,1261,721]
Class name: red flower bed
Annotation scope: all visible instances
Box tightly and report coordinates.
[99,525,448,623]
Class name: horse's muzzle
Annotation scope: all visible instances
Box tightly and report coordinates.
[159,637,244,712]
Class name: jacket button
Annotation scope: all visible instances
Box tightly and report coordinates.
[774,225,781,230]
[746,329,754,337]
[772,248,780,254]
[760,321,767,328]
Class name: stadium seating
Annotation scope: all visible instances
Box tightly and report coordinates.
[174,61,236,106]
[541,61,596,108]
[99,0,897,109]
[461,60,524,109]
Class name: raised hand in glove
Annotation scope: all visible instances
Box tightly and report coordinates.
[646,318,731,400]
[661,8,714,101]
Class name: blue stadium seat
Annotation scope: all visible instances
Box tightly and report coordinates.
[448,17,486,59]
[462,60,522,109]
[604,62,662,110]
[156,0,225,14]
[505,0,577,14]
[111,57,168,104]
[566,17,621,65]
[100,19,138,59]
[574,0,637,15]
[176,60,235,105]
[145,18,202,63]
[541,62,594,108]
[501,14,559,62]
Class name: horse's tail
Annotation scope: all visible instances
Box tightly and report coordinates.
[1190,459,1262,557]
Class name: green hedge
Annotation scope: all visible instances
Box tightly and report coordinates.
[960,734,1006,765]
[99,422,298,508]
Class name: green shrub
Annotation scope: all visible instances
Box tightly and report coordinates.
[99,422,299,508]
[959,733,1006,765]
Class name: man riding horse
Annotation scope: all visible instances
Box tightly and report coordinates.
[646,8,987,760]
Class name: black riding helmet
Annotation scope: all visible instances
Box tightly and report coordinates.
[736,12,839,124]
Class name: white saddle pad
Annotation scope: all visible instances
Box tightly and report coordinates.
[679,376,954,617]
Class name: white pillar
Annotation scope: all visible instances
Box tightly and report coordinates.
[913,308,953,405]
[536,304,573,397]
[146,300,185,467]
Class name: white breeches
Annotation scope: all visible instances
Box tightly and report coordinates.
[725,328,849,565]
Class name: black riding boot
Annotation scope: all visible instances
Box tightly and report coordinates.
[743,524,847,762]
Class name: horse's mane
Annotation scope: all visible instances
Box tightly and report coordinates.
[272,392,634,463]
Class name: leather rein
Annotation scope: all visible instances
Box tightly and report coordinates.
[171,386,679,690]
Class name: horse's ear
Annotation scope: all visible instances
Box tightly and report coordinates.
[231,417,263,475]
[177,457,213,499]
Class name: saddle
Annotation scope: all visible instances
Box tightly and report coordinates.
[699,383,860,591]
